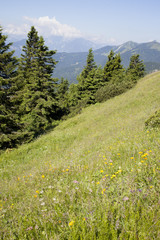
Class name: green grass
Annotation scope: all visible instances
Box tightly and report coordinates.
[0,72,160,239]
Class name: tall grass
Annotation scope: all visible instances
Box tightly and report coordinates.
[0,72,160,239]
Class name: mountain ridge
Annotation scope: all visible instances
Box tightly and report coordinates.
[10,39,160,83]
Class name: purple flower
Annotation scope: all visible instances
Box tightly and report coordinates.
[73,180,79,184]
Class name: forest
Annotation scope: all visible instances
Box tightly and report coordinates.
[0,26,145,150]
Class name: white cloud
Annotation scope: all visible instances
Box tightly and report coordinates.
[4,16,82,39]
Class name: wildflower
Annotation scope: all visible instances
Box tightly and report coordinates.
[109,163,113,166]
[96,182,100,184]
[26,226,33,231]
[100,170,104,173]
[104,162,108,164]
[17,177,20,181]
[117,153,120,156]
[101,189,106,194]
[130,157,134,160]
[66,169,69,172]
[69,221,75,227]
[150,186,153,189]
[34,195,38,198]
[111,174,116,178]
[42,175,45,178]
[73,180,79,184]
[123,196,129,201]
[36,190,39,194]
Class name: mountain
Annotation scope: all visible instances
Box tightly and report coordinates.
[9,36,103,56]
[53,41,160,83]
[10,39,160,83]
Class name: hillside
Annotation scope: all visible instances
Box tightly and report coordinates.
[0,72,160,239]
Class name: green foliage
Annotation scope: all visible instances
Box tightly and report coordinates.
[127,54,145,81]
[0,26,20,149]
[145,109,160,128]
[103,50,124,82]
[95,73,135,103]
[56,78,70,117]
[0,26,148,150]
[81,48,97,79]
[15,26,60,142]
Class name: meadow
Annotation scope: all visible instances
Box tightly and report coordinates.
[0,72,160,239]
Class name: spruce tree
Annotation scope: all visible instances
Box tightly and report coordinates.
[16,26,59,141]
[127,54,145,81]
[81,48,97,79]
[0,26,19,149]
[103,50,124,82]
[77,48,98,103]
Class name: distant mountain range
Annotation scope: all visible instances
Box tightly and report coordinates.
[10,38,160,83]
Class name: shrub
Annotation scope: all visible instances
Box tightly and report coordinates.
[95,75,135,103]
[145,109,160,128]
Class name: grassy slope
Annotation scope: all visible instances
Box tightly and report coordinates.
[0,72,160,239]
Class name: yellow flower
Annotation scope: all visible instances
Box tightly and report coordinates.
[34,195,38,198]
[150,186,153,189]
[111,174,116,179]
[100,170,104,173]
[101,189,106,194]
[130,157,134,160]
[66,169,69,172]
[109,163,113,166]
[36,190,39,194]
[17,177,20,181]
[69,221,75,227]
[42,175,45,178]
[96,182,100,184]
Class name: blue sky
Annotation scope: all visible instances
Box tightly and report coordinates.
[1,0,160,45]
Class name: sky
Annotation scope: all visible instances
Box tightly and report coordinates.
[1,0,160,45]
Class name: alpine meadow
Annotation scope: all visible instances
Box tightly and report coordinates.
[0,25,160,239]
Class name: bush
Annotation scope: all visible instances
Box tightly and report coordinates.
[95,75,135,103]
[145,109,160,128]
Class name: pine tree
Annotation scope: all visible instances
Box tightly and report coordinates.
[103,50,124,82]
[81,48,97,79]
[0,26,19,149]
[77,48,98,103]
[16,26,59,141]
[127,54,145,81]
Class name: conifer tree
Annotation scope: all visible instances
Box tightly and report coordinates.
[0,26,19,149]
[127,54,145,81]
[103,50,124,82]
[81,48,97,79]
[16,26,59,141]
[77,48,98,103]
